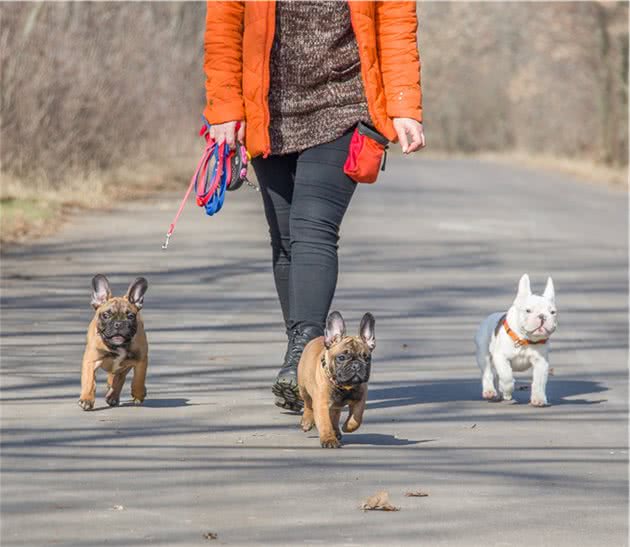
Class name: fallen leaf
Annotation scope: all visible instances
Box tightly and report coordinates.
[470,423,477,429]
[203,532,218,540]
[361,490,400,512]
[404,491,429,497]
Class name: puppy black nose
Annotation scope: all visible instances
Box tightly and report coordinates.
[114,321,121,328]
[538,314,545,321]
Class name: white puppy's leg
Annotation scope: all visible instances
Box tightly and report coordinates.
[492,352,514,401]
[530,356,550,407]
[481,355,498,400]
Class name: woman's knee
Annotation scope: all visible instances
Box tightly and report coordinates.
[289,214,340,260]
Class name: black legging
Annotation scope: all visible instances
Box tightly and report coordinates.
[252,131,356,332]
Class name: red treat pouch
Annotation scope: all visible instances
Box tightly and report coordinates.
[343,122,389,184]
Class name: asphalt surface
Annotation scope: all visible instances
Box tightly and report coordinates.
[1,157,628,546]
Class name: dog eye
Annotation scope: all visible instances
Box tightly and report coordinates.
[525,309,532,313]
[336,354,347,362]
[550,310,556,315]
[127,313,136,320]
[101,311,111,319]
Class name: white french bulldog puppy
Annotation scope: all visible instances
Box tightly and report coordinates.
[474,274,557,406]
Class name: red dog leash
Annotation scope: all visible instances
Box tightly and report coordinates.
[162,123,252,250]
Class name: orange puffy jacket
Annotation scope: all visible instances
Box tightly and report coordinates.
[203,1,422,158]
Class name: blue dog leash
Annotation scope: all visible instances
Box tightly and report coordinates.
[162,119,254,249]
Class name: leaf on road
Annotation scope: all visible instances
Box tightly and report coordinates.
[361,490,400,512]
[203,532,218,540]
[405,491,429,497]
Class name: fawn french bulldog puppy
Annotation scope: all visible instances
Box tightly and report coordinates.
[78,275,149,410]
[475,274,557,406]
[298,311,375,448]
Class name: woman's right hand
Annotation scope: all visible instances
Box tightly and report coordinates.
[209,120,246,148]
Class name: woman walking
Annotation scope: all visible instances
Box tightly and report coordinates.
[203,1,425,411]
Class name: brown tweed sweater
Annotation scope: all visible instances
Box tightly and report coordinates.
[268,0,371,155]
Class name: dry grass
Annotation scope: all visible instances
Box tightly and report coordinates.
[475,151,629,189]
[0,156,195,245]
[420,149,629,189]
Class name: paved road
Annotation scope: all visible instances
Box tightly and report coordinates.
[1,157,627,546]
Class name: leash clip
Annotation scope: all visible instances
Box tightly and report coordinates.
[162,224,174,250]
[245,177,260,192]
[162,232,171,250]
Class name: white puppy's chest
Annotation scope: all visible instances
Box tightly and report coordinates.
[489,333,547,372]
[509,349,537,372]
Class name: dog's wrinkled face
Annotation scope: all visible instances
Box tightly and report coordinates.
[513,274,557,339]
[324,311,375,386]
[90,275,148,348]
[97,298,139,347]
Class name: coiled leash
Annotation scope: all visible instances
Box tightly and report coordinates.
[162,120,257,250]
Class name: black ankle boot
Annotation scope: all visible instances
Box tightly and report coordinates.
[272,323,323,412]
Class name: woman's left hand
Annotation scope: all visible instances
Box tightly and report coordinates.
[393,118,425,154]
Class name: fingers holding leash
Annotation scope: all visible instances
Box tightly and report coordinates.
[209,120,245,149]
[237,121,246,144]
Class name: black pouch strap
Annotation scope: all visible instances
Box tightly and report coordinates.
[357,121,389,146]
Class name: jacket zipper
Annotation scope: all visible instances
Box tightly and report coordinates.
[262,1,276,158]
[347,0,377,132]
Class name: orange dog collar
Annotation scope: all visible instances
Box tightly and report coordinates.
[503,319,548,347]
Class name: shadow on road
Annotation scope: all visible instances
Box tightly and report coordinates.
[136,397,192,408]
[343,433,434,446]
[369,378,609,409]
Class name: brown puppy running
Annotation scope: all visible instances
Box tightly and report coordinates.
[78,275,149,411]
[298,311,375,448]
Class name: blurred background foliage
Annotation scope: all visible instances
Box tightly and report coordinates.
[0,2,627,240]
[418,1,628,165]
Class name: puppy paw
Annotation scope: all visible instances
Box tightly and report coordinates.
[320,436,342,449]
[482,390,499,401]
[132,398,144,406]
[78,399,94,411]
[530,397,549,407]
[301,419,314,432]
[105,389,119,407]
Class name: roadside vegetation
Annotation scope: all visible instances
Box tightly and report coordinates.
[1,2,627,244]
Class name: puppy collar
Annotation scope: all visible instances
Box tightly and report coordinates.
[320,355,354,391]
[502,318,548,347]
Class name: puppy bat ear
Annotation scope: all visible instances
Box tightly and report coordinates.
[359,312,376,350]
[126,277,148,309]
[91,274,112,309]
[325,311,346,348]
[515,273,531,305]
[543,276,555,302]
